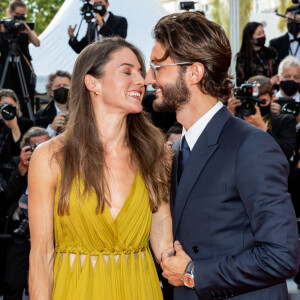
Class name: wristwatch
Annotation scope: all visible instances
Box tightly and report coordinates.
[183,261,195,289]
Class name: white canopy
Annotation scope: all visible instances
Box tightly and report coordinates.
[29,0,167,93]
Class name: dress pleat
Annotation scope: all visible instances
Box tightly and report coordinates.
[53,171,163,299]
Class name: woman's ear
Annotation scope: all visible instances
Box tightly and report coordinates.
[84,74,96,92]
[188,62,205,85]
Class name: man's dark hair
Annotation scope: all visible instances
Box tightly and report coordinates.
[153,12,233,102]
[46,70,71,96]
[165,123,182,141]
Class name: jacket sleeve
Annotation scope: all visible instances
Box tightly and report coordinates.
[267,114,296,159]
[193,131,299,298]
[99,17,128,39]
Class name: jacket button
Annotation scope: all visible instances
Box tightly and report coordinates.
[192,246,199,253]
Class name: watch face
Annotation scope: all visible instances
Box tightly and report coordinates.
[183,274,195,288]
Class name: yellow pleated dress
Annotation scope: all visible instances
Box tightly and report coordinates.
[53,171,163,300]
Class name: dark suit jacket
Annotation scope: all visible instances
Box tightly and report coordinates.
[269,33,290,63]
[34,100,57,129]
[171,106,299,300]
[69,12,128,54]
[267,112,296,159]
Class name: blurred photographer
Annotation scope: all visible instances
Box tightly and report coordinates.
[68,0,127,54]
[228,75,296,159]
[270,5,300,63]
[35,70,71,137]
[271,55,300,123]
[0,0,40,118]
[3,127,50,300]
[0,89,33,193]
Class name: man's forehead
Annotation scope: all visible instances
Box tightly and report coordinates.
[282,66,300,75]
[150,42,167,63]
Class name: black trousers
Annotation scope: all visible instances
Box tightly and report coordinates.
[4,239,30,300]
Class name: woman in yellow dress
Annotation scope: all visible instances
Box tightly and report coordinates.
[28,37,173,300]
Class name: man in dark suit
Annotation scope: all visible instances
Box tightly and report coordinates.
[270,5,300,63]
[35,70,71,137]
[68,0,127,54]
[145,12,299,300]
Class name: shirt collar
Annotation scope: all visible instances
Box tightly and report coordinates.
[275,90,300,102]
[181,101,223,150]
[54,102,64,115]
[288,32,300,41]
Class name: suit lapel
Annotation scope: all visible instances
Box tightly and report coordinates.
[172,107,232,236]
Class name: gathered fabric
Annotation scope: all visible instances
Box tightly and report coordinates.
[53,171,163,300]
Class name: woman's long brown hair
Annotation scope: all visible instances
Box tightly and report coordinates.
[55,37,171,215]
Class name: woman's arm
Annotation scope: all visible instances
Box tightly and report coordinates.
[150,201,173,264]
[23,22,40,47]
[28,141,58,300]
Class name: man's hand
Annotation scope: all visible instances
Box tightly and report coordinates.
[161,241,191,287]
[271,99,282,114]
[68,24,77,39]
[227,96,241,115]
[95,13,104,27]
[50,113,68,131]
[18,146,33,176]
[243,106,268,131]
[0,24,5,33]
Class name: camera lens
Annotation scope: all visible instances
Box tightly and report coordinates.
[0,103,16,120]
[240,100,256,116]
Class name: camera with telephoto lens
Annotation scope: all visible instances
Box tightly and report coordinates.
[234,82,266,116]
[0,102,16,120]
[0,17,25,35]
[12,194,29,240]
[275,97,300,117]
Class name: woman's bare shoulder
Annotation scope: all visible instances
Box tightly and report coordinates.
[30,134,65,184]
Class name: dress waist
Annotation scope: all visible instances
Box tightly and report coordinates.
[55,243,149,256]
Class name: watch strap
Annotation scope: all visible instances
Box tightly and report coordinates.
[185,261,194,274]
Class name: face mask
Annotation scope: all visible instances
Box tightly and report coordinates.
[259,104,270,117]
[13,15,25,21]
[94,4,106,16]
[255,36,266,47]
[287,22,300,37]
[53,87,69,104]
[279,80,299,96]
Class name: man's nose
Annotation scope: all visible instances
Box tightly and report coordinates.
[145,69,155,86]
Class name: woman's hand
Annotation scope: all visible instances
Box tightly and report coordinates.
[21,21,40,47]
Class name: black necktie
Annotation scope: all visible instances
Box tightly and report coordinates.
[177,136,190,184]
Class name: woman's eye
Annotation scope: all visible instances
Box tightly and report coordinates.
[124,71,131,75]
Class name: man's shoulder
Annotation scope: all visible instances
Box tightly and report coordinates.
[270,112,296,124]
[35,100,56,118]
[108,12,127,22]
[270,33,289,45]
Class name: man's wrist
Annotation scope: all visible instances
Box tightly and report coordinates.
[183,260,195,289]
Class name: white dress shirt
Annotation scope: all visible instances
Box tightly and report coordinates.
[181,101,224,150]
[288,32,300,60]
[94,13,110,42]
[46,102,64,137]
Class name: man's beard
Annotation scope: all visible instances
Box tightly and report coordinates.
[152,70,191,112]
